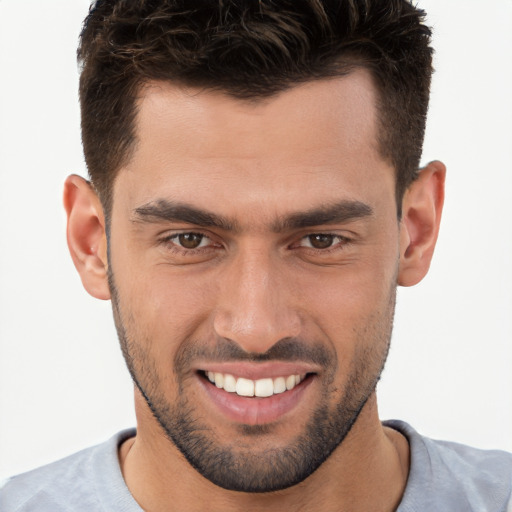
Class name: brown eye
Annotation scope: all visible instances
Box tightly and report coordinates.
[307,234,334,249]
[177,233,205,249]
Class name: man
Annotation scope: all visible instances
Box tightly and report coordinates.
[1,0,511,510]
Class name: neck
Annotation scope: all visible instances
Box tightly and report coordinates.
[120,392,409,512]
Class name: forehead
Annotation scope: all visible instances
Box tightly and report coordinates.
[115,70,393,222]
[135,70,380,162]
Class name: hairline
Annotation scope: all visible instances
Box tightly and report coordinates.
[99,65,405,226]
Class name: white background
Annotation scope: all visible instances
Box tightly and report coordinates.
[0,0,511,480]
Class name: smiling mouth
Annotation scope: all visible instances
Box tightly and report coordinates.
[201,370,311,397]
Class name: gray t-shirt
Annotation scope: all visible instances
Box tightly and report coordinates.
[1,420,511,511]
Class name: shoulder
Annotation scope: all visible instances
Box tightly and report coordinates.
[0,429,137,512]
[385,420,512,512]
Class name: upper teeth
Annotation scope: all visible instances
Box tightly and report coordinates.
[206,371,306,397]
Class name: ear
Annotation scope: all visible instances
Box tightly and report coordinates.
[63,174,111,300]
[398,161,446,287]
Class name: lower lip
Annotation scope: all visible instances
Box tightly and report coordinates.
[198,374,314,426]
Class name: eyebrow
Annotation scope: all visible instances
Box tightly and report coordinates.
[272,201,373,231]
[133,200,239,231]
[132,199,373,232]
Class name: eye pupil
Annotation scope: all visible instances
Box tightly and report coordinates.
[309,234,334,249]
[178,233,203,249]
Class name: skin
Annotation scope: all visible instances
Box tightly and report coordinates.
[64,70,445,511]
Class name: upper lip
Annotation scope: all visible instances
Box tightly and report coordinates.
[197,361,320,380]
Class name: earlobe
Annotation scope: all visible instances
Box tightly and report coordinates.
[63,174,111,300]
[398,161,446,287]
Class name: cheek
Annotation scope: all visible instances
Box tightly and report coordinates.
[115,263,218,351]
[299,259,397,327]
[295,253,398,366]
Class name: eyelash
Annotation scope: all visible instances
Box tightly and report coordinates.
[297,234,352,251]
[159,231,353,256]
[160,232,216,255]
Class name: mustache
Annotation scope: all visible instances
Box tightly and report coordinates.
[174,337,333,371]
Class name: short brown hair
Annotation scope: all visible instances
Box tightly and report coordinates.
[78,0,433,218]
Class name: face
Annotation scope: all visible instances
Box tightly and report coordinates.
[108,71,400,492]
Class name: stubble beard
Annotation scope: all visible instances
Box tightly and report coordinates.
[109,270,396,493]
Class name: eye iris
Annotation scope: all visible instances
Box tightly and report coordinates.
[178,233,203,249]
[309,234,334,249]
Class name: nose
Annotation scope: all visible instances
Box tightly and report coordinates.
[213,244,301,354]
